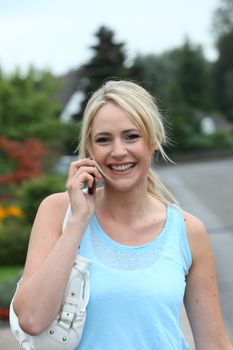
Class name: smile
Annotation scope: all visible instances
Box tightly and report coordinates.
[108,163,136,172]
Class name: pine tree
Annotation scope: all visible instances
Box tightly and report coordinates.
[212,0,233,120]
[77,26,128,119]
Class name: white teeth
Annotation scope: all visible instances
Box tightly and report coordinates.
[111,163,134,171]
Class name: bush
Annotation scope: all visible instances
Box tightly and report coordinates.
[188,130,233,151]
[0,218,30,266]
[167,114,197,152]
[0,271,22,309]
[0,267,23,281]
[209,130,233,148]
[16,174,66,224]
[58,122,81,155]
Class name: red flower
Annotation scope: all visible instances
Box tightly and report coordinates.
[0,136,45,186]
[0,307,10,319]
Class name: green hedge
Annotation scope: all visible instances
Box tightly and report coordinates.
[0,218,30,266]
[0,267,23,281]
[188,131,233,151]
[16,174,66,224]
[0,174,66,266]
[0,270,22,308]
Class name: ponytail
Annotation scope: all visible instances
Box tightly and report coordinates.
[147,168,178,205]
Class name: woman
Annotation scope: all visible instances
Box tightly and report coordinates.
[12,80,232,349]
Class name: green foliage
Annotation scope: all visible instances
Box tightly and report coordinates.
[78,25,130,118]
[58,122,81,155]
[0,218,30,266]
[131,40,215,115]
[212,0,233,121]
[130,41,218,154]
[82,25,127,83]
[0,148,15,175]
[210,130,233,147]
[214,31,233,121]
[0,271,22,307]
[0,267,23,281]
[0,65,81,168]
[16,174,66,224]
[212,0,233,40]
[176,130,233,152]
[174,40,214,111]
[0,67,64,145]
[167,114,196,152]
[129,53,173,105]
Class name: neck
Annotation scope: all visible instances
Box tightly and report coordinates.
[97,183,153,224]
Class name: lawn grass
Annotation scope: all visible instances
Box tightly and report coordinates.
[0,266,23,281]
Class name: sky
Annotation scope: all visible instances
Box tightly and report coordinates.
[0,0,220,76]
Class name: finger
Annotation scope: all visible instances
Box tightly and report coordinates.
[71,158,96,167]
[73,166,101,180]
[66,172,94,192]
[68,158,96,178]
[74,157,103,180]
[68,159,99,177]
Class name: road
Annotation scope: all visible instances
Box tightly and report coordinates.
[157,157,233,342]
[1,157,232,349]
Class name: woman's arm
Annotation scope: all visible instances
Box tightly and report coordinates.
[13,192,88,335]
[184,212,233,350]
[13,159,101,336]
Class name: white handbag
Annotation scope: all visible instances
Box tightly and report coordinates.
[10,254,91,350]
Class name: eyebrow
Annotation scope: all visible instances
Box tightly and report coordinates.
[93,129,140,138]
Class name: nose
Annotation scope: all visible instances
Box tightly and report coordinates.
[110,139,127,158]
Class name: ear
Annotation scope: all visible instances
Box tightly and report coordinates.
[153,142,160,151]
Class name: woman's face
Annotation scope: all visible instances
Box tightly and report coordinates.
[90,102,153,193]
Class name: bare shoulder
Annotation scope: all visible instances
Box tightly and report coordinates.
[38,191,69,213]
[32,191,70,240]
[182,210,211,262]
[22,192,70,280]
[183,211,207,236]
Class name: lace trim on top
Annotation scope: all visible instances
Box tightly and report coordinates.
[90,206,170,271]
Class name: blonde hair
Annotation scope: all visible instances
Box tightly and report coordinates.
[78,80,177,205]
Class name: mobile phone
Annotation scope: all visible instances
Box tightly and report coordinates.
[88,176,96,195]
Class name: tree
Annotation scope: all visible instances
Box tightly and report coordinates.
[214,31,233,120]
[212,0,233,40]
[168,40,213,111]
[78,26,129,118]
[129,40,216,152]
[128,53,173,105]
[130,40,214,114]
[0,67,80,156]
[212,0,233,120]
[0,67,61,142]
[0,136,45,200]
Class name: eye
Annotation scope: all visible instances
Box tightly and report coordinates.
[125,133,141,142]
[95,137,111,144]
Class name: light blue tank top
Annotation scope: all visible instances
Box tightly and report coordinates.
[76,204,192,350]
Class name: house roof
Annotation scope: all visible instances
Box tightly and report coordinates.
[55,68,82,107]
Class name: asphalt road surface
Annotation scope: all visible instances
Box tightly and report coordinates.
[1,157,232,349]
[157,156,233,342]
